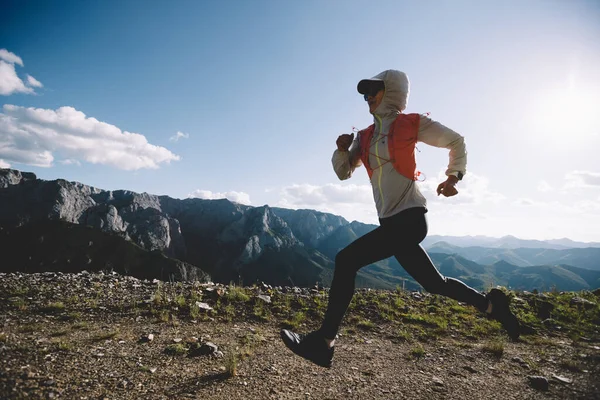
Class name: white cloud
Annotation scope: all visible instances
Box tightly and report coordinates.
[273,183,377,223]
[169,131,189,142]
[537,180,552,192]
[26,74,43,88]
[419,170,505,205]
[0,104,180,170]
[188,189,251,205]
[0,49,41,96]
[513,198,537,206]
[60,159,81,166]
[0,49,23,66]
[565,170,600,188]
[0,61,34,96]
[0,159,10,168]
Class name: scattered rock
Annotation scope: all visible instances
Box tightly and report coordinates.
[552,374,573,384]
[141,333,154,343]
[528,376,549,391]
[511,356,530,369]
[257,294,271,303]
[173,338,182,343]
[195,302,213,311]
[432,376,444,386]
[571,297,595,309]
[189,342,219,357]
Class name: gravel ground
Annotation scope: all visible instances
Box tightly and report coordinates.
[1,272,599,399]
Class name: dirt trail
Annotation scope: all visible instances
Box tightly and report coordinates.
[1,272,599,399]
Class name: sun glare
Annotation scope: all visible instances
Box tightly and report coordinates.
[530,87,599,142]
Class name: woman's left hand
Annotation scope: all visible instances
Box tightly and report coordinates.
[436,176,459,197]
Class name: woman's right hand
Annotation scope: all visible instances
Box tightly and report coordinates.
[336,133,354,151]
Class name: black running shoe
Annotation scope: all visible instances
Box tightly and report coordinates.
[487,288,520,340]
[280,329,334,368]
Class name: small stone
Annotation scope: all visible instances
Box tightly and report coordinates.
[432,377,444,386]
[173,338,182,343]
[141,333,154,342]
[552,374,572,384]
[463,365,477,373]
[571,297,595,309]
[196,302,213,311]
[189,341,218,357]
[149,368,157,374]
[511,356,530,369]
[528,376,549,391]
[257,294,271,303]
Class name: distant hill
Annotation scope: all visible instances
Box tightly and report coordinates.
[425,243,600,271]
[428,254,600,292]
[422,235,600,249]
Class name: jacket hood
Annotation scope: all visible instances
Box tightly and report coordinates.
[363,70,410,116]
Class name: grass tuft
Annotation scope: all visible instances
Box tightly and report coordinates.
[482,339,504,359]
[410,344,425,359]
[225,285,250,303]
[40,302,66,313]
[225,351,237,377]
[164,343,188,356]
[91,331,119,342]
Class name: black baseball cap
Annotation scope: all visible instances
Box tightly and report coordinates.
[357,79,385,95]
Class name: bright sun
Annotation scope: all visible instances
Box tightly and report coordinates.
[531,86,599,141]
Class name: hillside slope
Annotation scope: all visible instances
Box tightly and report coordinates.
[1,272,599,399]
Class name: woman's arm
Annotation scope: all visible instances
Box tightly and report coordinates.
[332,134,362,180]
[417,115,467,179]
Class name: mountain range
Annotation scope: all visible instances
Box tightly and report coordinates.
[1,168,599,292]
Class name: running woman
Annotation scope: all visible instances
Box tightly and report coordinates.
[281,69,520,368]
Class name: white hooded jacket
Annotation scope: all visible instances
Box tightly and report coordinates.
[332,70,467,220]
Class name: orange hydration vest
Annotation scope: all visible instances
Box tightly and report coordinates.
[358,113,421,180]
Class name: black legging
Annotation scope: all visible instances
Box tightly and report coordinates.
[319,207,488,339]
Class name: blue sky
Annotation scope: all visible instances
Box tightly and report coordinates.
[1,0,600,241]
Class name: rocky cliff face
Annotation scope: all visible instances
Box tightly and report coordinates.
[271,207,348,248]
[0,169,344,285]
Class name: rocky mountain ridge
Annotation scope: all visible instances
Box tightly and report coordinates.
[1,169,599,291]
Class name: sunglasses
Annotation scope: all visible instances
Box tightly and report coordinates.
[362,82,385,101]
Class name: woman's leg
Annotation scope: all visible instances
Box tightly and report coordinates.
[319,225,397,339]
[391,212,488,312]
